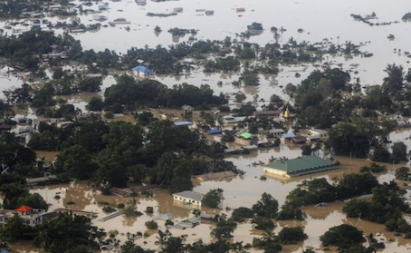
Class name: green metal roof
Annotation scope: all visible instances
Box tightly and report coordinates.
[264,156,338,176]
[240,132,256,139]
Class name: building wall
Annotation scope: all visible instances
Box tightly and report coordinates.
[235,137,257,146]
[173,195,202,206]
[263,167,289,177]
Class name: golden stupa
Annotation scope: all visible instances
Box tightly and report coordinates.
[283,107,291,118]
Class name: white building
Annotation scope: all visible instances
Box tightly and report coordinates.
[172,191,204,207]
[0,206,46,227]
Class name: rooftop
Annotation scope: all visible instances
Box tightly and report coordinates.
[240,132,256,139]
[174,121,192,126]
[263,156,338,177]
[132,66,153,74]
[173,191,204,202]
[16,205,32,212]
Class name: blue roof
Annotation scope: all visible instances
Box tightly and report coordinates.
[174,121,192,126]
[207,129,222,134]
[1,250,10,253]
[132,66,153,74]
[282,133,296,138]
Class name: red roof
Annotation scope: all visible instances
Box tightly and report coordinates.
[16,205,32,212]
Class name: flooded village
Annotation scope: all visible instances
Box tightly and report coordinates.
[1,0,411,253]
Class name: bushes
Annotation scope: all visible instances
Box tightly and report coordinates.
[343,182,411,234]
[320,224,365,249]
[395,167,411,181]
[231,207,254,222]
[252,193,278,218]
[251,217,274,230]
[278,227,307,244]
[276,203,306,221]
[202,189,222,208]
[145,221,158,230]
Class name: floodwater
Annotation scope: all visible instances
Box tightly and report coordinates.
[11,150,409,253]
[2,0,411,252]
[1,0,411,108]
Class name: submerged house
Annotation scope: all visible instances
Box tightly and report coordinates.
[173,191,204,207]
[262,156,339,178]
[0,206,46,227]
[132,66,153,78]
[235,132,258,146]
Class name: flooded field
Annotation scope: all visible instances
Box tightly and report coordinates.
[1,0,410,111]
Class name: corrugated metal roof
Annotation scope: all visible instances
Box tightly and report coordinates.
[132,66,153,74]
[174,121,192,126]
[264,156,338,174]
[240,132,256,139]
[173,191,204,201]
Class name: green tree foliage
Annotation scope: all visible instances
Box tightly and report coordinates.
[104,76,226,108]
[251,217,275,230]
[16,193,48,210]
[204,56,240,72]
[343,181,411,234]
[328,122,371,157]
[77,77,102,92]
[391,141,407,163]
[278,226,307,244]
[87,97,104,111]
[252,231,282,253]
[252,193,279,218]
[276,203,306,220]
[121,240,155,253]
[320,224,365,249]
[382,64,404,95]
[145,220,158,230]
[31,83,56,108]
[231,207,254,222]
[136,111,155,126]
[241,71,260,86]
[359,163,386,174]
[395,167,411,181]
[371,145,391,163]
[33,213,102,253]
[211,215,237,240]
[54,145,98,180]
[202,189,222,208]
[0,214,35,242]
[287,173,378,206]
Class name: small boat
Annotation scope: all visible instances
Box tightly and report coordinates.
[205,10,214,16]
[109,18,131,25]
[93,15,108,21]
[196,9,206,12]
[173,7,183,13]
[98,3,109,10]
[135,0,146,5]
[236,8,245,12]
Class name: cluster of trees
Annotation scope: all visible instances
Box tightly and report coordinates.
[25,118,238,191]
[372,141,407,163]
[1,212,106,253]
[328,118,397,158]
[0,28,370,81]
[102,75,227,110]
[0,0,45,18]
[286,172,379,206]
[343,181,411,235]
[231,192,305,223]
[396,167,411,181]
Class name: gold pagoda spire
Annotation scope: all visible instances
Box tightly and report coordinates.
[283,107,290,118]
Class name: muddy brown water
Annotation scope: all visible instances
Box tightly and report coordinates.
[6,150,408,253]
